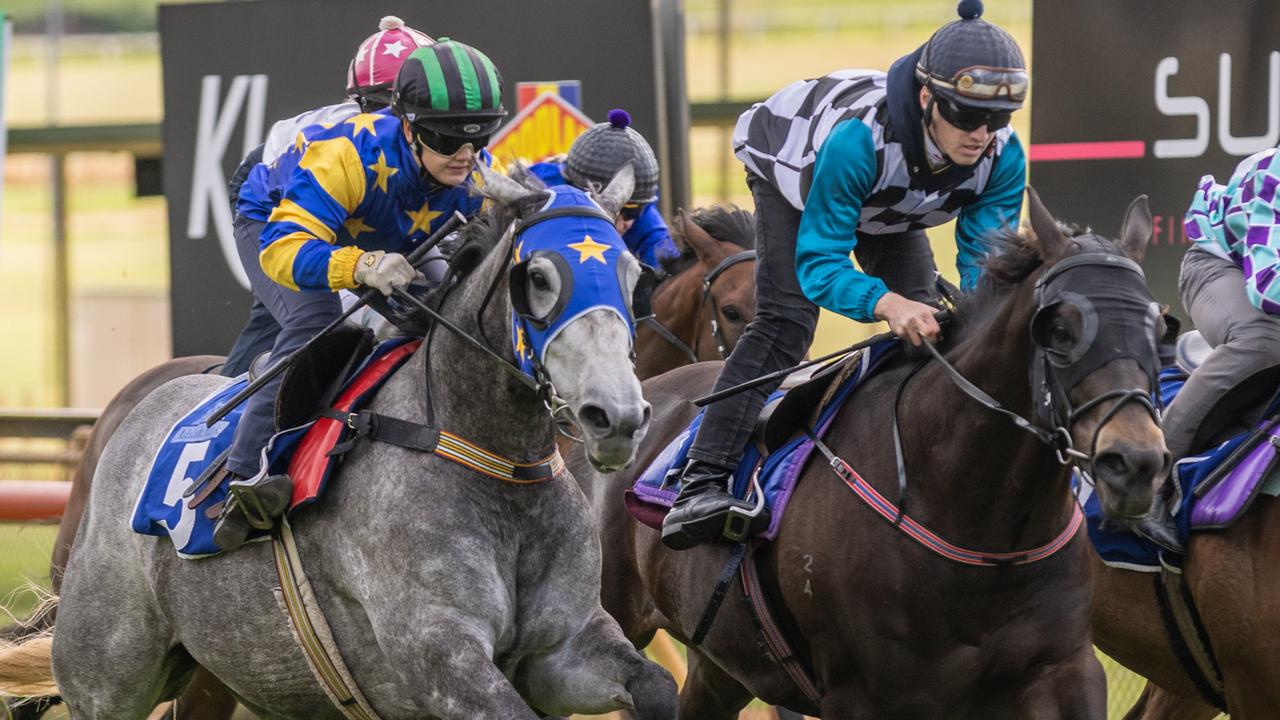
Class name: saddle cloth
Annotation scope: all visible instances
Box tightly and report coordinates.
[626,339,899,540]
[131,338,420,559]
[1083,365,1280,570]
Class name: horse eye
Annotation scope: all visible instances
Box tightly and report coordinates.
[722,306,743,323]
[530,270,550,291]
[1050,324,1073,346]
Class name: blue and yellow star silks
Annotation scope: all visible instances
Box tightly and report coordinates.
[254,108,492,292]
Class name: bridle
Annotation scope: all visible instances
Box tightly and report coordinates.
[640,249,756,362]
[888,250,1162,513]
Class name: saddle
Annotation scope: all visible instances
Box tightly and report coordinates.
[753,352,861,454]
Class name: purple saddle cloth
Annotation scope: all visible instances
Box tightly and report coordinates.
[1190,422,1280,528]
[626,340,898,541]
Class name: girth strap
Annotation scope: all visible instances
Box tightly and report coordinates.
[272,519,383,720]
[739,547,823,704]
[326,408,563,484]
[1156,556,1227,711]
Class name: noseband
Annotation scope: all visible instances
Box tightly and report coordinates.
[641,249,756,362]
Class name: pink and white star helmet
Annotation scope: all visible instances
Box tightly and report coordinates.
[347,16,435,109]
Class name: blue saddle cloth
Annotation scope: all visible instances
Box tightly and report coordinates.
[627,340,899,540]
[130,338,414,559]
[1082,365,1280,570]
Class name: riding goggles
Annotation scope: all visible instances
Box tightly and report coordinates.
[931,65,1028,104]
[411,117,504,156]
[619,202,650,222]
[936,97,1013,133]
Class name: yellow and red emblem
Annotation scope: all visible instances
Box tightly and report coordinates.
[488,81,594,167]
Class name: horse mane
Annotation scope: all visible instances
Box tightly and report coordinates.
[949,221,1118,346]
[394,163,550,337]
[660,204,755,277]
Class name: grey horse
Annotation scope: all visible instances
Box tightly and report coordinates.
[0,164,677,719]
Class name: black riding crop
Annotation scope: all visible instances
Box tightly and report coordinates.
[693,310,952,407]
[205,210,469,426]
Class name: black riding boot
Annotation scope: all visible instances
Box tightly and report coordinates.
[212,471,294,552]
[661,459,769,550]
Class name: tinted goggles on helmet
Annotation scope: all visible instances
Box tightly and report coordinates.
[410,116,505,156]
[619,202,649,221]
[934,66,1028,104]
[935,97,1012,133]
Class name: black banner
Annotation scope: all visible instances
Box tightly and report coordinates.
[1030,0,1279,323]
[160,0,685,356]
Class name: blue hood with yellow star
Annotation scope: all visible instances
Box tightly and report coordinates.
[511,185,635,378]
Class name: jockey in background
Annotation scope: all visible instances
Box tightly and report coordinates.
[222,15,435,376]
[212,39,508,551]
[1144,148,1280,548]
[662,0,1028,549]
[529,109,679,269]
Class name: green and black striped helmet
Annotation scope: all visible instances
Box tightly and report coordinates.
[393,39,507,138]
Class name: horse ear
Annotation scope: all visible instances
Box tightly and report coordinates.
[475,161,547,209]
[1026,186,1068,265]
[592,163,635,218]
[679,211,721,266]
[1117,194,1153,264]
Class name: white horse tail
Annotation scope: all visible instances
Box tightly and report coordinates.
[0,633,56,697]
[0,592,59,697]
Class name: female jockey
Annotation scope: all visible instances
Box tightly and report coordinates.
[223,16,435,376]
[662,0,1029,549]
[529,109,679,268]
[213,39,508,551]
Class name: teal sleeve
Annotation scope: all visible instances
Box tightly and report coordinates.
[795,120,883,323]
[955,132,1026,291]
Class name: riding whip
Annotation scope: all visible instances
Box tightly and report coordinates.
[693,310,953,407]
[205,210,469,426]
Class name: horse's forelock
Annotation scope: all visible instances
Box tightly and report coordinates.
[661,205,755,277]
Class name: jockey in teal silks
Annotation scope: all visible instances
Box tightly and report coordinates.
[212,40,508,551]
[662,0,1029,549]
[529,109,679,269]
[1141,148,1280,551]
[223,16,436,376]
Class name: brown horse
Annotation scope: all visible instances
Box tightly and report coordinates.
[634,207,756,380]
[1094,497,1280,718]
[573,190,1170,718]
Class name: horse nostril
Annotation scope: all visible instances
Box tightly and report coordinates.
[579,404,612,433]
[1094,451,1129,480]
[1096,445,1168,483]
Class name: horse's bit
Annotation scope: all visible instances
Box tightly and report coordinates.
[640,249,756,363]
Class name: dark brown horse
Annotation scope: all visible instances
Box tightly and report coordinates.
[573,190,1170,718]
[1094,497,1280,718]
[634,207,757,380]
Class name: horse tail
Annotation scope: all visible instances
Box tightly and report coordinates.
[0,593,59,697]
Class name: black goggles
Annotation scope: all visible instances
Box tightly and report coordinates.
[935,97,1012,133]
[413,124,491,156]
[619,202,649,221]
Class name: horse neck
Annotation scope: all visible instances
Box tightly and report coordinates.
[379,239,556,464]
[899,278,1074,549]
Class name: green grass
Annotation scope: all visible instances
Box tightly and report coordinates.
[0,523,58,622]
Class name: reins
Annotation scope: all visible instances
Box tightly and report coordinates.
[642,249,756,363]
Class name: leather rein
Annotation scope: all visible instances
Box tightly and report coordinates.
[640,249,756,363]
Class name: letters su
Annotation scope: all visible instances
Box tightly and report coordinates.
[1155,53,1280,159]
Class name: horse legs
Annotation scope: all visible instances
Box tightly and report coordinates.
[518,607,677,720]
[1121,681,1219,720]
[675,648,752,720]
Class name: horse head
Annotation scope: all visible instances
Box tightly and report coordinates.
[1022,187,1171,519]
[472,162,651,471]
[675,209,757,358]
